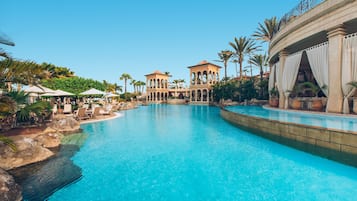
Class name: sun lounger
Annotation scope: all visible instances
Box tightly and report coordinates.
[100,105,112,115]
[92,106,102,118]
[52,104,58,115]
[63,104,72,114]
[74,108,90,121]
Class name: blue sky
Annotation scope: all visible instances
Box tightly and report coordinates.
[1,0,300,90]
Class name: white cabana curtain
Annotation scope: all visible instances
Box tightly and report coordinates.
[282,52,303,109]
[268,64,276,92]
[306,43,329,96]
[275,62,282,93]
[342,34,357,114]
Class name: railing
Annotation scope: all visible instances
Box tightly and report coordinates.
[278,0,325,31]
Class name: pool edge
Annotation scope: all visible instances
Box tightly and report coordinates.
[220,108,357,168]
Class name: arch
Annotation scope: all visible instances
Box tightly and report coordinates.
[203,71,208,84]
[191,90,195,101]
[203,89,208,102]
[191,72,196,85]
[197,90,202,101]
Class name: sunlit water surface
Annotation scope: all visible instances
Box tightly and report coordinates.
[49,105,357,201]
[226,105,357,132]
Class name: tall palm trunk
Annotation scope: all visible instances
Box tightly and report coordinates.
[239,62,243,80]
[124,79,127,93]
[224,63,228,81]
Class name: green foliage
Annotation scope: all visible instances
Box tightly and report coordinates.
[269,86,279,97]
[41,77,106,95]
[0,59,47,88]
[296,81,320,97]
[348,81,357,88]
[213,79,260,103]
[40,62,74,78]
[237,79,258,101]
[0,135,17,151]
[120,92,136,101]
[6,90,28,105]
[16,101,51,123]
[212,81,237,101]
[258,79,269,100]
[252,16,279,43]
[0,96,16,118]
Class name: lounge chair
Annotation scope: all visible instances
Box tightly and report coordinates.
[92,106,102,118]
[63,104,72,114]
[52,104,58,115]
[75,108,90,121]
[100,105,112,115]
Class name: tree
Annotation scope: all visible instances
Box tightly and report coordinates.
[164,72,172,77]
[130,79,137,93]
[249,54,268,82]
[41,77,106,95]
[252,16,279,44]
[249,54,268,99]
[0,32,15,59]
[217,50,233,81]
[135,81,146,94]
[229,37,260,80]
[0,59,47,92]
[230,59,239,78]
[119,73,132,93]
[41,62,74,78]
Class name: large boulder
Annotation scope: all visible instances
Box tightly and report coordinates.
[34,133,63,148]
[47,116,81,134]
[0,137,54,170]
[0,168,22,201]
[9,145,82,201]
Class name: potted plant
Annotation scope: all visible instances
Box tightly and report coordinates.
[269,87,279,107]
[296,82,323,111]
[347,81,357,113]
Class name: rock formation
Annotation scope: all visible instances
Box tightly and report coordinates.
[0,168,22,201]
[0,137,54,170]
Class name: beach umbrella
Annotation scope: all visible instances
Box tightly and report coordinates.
[24,85,55,94]
[105,93,120,98]
[41,89,74,97]
[80,88,106,96]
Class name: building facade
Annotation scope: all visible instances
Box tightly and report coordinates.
[145,71,169,103]
[188,61,221,104]
[269,0,357,113]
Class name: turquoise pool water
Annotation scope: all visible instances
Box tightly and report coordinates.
[49,105,357,201]
[226,106,357,132]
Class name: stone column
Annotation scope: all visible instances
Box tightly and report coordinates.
[201,90,204,102]
[278,50,288,109]
[326,25,345,113]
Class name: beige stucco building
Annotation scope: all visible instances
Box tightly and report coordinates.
[269,0,357,114]
[188,61,221,104]
[145,71,169,103]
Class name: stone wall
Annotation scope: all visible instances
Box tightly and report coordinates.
[220,108,357,167]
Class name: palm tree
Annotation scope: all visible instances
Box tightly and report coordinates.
[252,16,279,44]
[119,73,132,93]
[0,32,15,59]
[249,54,268,82]
[229,37,260,80]
[217,50,233,81]
[115,84,123,94]
[136,81,146,94]
[130,79,137,93]
[0,59,46,92]
[249,54,269,98]
[230,59,239,78]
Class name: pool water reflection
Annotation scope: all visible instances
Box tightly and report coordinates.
[226,106,357,132]
[49,105,357,201]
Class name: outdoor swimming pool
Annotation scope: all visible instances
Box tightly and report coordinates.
[226,105,357,132]
[49,105,357,201]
